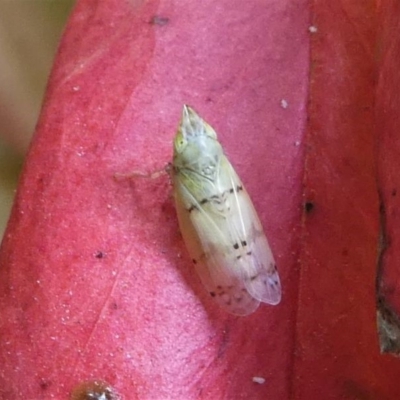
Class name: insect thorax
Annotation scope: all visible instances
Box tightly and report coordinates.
[174,136,222,177]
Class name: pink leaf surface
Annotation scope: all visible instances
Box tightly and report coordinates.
[1,1,400,399]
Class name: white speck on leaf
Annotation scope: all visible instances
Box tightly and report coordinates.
[280,99,288,109]
[252,376,266,384]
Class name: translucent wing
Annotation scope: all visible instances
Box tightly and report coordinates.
[174,180,261,316]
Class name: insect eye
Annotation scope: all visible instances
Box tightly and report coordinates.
[174,133,187,152]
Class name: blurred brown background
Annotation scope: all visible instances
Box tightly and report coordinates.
[0,0,74,239]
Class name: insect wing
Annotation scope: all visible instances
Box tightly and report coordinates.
[225,169,281,305]
[174,179,260,316]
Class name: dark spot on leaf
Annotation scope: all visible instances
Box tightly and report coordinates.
[304,201,314,213]
[95,251,105,259]
[241,240,247,246]
[392,189,397,197]
[210,292,216,297]
[233,243,239,249]
[192,259,197,264]
[40,379,51,391]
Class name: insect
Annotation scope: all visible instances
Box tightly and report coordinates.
[172,105,281,315]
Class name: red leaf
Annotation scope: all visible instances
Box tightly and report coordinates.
[1,1,400,399]
[376,0,400,357]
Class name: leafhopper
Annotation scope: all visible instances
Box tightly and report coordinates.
[172,106,281,315]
